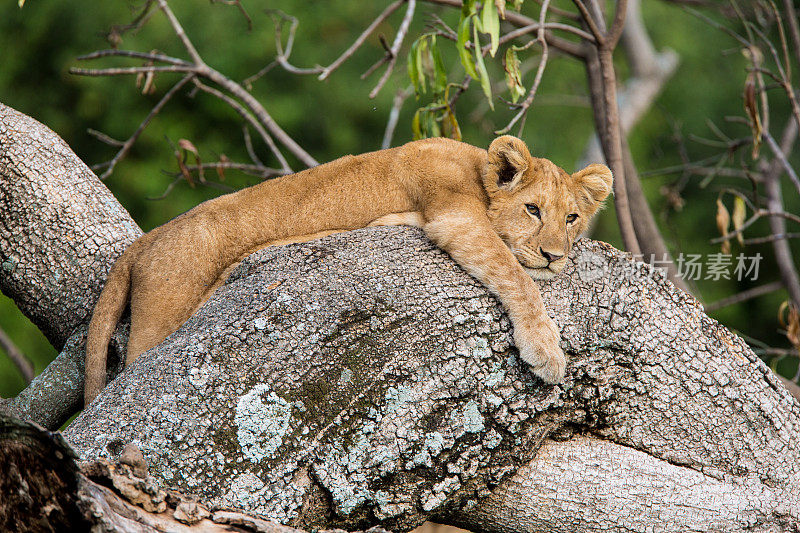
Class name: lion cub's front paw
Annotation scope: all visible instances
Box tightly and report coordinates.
[513,315,566,384]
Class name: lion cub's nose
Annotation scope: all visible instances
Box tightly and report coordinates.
[540,248,563,263]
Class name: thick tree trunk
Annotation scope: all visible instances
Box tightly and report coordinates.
[0,102,140,428]
[1,104,799,532]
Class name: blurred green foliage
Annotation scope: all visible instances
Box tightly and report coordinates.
[0,0,797,397]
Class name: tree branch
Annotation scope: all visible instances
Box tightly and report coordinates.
[94,74,194,179]
[0,325,34,384]
[369,0,416,99]
[2,103,798,531]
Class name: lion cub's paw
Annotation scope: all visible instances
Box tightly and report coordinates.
[513,315,566,384]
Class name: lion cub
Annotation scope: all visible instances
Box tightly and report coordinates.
[84,136,612,404]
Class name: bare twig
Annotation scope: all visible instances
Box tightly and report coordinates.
[497,22,596,45]
[185,162,284,179]
[743,232,800,245]
[210,0,253,31]
[530,0,581,20]
[70,65,198,76]
[105,0,157,44]
[93,74,194,179]
[191,79,291,173]
[608,0,630,46]
[162,1,316,167]
[270,12,321,76]
[781,0,800,72]
[155,0,205,66]
[763,119,800,307]
[0,325,34,384]
[495,0,552,135]
[242,61,277,89]
[369,0,416,99]
[319,0,406,81]
[76,49,190,66]
[763,129,800,197]
[705,281,785,312]
[382,87,412,149]
[242,126,264,168]
[87,129,124,148]
[572,0,605,44]
[74,1,318,169]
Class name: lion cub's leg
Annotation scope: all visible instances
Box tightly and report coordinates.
[423,198,565,383]
[368,211,425,228]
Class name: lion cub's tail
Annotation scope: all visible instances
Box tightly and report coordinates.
[84,254,133,406]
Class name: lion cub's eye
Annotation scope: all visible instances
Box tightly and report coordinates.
[525,204,540,218]
[566,213,579,224]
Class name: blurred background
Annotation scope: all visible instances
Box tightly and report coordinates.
[0,0,798,397]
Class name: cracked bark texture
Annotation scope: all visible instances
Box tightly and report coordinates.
[0,103,141,347]
[64,228,800,532]
[1,103,798,532]
[0,103,140,428]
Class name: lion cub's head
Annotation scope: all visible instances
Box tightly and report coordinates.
[483,135,613,280]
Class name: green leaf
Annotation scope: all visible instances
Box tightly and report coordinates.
[732,196,746,246]
[412,108,423,139]
[504,47,525,103]
[407,40,422,96]
[457,16,479,80]
[416,36,429,94]
[426,108,441,138]
[443,107,462,141]
[430,36,447,95]
[473,22,494,109]
[462,0,477,17]
[481,0,500,57]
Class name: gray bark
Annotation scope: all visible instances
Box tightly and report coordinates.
[0,102,139,427]
[0,103,142,347]
[1,103,799,532]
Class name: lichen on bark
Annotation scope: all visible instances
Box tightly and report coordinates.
[64,229,800,531]
[1,102,798,532]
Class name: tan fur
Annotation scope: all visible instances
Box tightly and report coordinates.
[84,136,612,405]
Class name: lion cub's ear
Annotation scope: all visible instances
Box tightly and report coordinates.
[572,163,613,215]
[484,135,532,193]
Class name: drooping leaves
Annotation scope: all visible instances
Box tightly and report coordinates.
[473,22,494,109]
[716,198,731,254]
[457,16,480,80]
[743,72,763,159]
[481,0,500,57]
[732,196,746,246]
[504,46,525,103]
[176,139,202,187]
[778,301,800,357]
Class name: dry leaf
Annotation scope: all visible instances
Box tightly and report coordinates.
[141,71,155,95]
[716,198,731,252]
[494,0,506,19]
[743,72,763,159]
[217,154,229,182]
[779,301,800,351]
[178,139,199,156]
[732,196,746,246]
[175,149,194,188]
[179,139,204,184]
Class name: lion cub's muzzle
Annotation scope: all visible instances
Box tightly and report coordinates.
[515,244,569,280]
